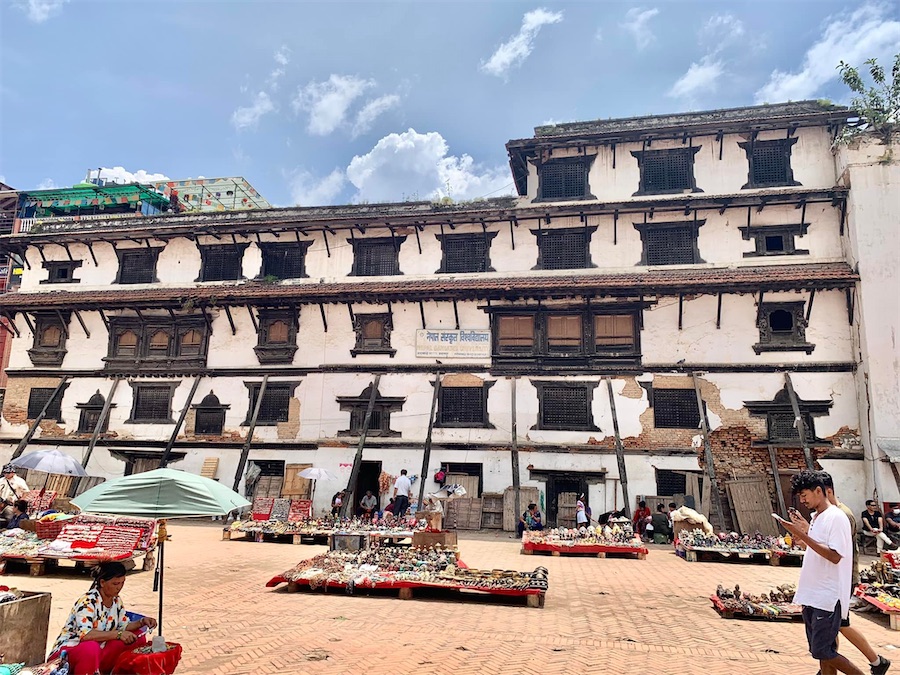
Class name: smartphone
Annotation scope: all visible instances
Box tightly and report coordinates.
[772,513,788,523]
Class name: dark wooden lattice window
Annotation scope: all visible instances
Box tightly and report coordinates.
[116,249,158,284]
[740,138,799,189]
[27,387,63,421]
[768,411,813,442]
[42,260,81,284]
[261,242,311,280]
[633,148,700,195]
[594,315,635,351]
[656,469,688,497]
[547,315,583,353]
[644,225,697,265]
[350,408,385,433]
[538,384,595,430]
[131,385,174,423]
[248,384,291,425]
[497,316,535,354]
[438,233,495,273]
[653,389,701,429]
[538,159,591,201]
[193,391,228,435]
[200,245,245,281]
[439,386,486,426]
[535,228,594,270]
[351,238,403,276]
[77,392,109,433]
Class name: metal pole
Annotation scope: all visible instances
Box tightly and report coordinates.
[784,372,815,470]
[416,373,442,513]
[232,374,269,492]
[11,376,70,460]
[605,378,631,518]
[81,376,121,471]
[159,377,202,468]
[692,372,727,531]
[341,375,381,518]
[510,377,521,532]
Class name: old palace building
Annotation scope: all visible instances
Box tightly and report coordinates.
[1,101,896,529]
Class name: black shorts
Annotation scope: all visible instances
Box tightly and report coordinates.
[802,602,842,661]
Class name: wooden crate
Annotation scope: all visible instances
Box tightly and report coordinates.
[503,486,540,532]
[447,498,483,530]
[412,531,458,548]
[482,493,503,529]
[0,591,51,665]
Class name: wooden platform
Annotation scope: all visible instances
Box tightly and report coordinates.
[275,577,545,608]
[709,595,803,622]
[679,546,771,564]
[0,554,144,577]
[856,588,900,630]
[223,529,325,545]
[769,550,804,566]
[521,542,647,559]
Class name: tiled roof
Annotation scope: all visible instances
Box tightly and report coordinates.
[0,263,857,310]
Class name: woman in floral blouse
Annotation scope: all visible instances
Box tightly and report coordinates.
[48,561,157,675]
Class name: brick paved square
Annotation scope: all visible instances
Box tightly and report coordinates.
[19,522,898,674]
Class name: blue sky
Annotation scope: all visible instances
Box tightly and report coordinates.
[1,1,898,206]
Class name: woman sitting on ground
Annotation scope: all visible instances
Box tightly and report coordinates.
[48,561,157,675]
[5,499,29,529]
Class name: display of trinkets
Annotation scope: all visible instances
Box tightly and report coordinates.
[857,560,900,609]
[524,524,640,548]
[0,530,41,559]
[231,516,422,537]
[680,529,799,553]
[712,582,800,618]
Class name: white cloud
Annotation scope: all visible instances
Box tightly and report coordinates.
[36,178,58,190]
[480,8,563,78]
[267,46,291,91]
[293,75,374,136]
[231,91,276,130]
[700,14,745,51]
[352,94,401,138]
[14,0,66,23]
[346,129,514,203]
[95,167,170,184]
[595,27,603,43]
[289,169,346,206]
[668,56,725,99]
[755,4,900,103]
[621,7,659,51]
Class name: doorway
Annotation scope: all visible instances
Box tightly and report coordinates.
[547,474,588,527]
[354,460,382,514]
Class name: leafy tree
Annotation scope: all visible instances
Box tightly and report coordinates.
[837,54,899,143]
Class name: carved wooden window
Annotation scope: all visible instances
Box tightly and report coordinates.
[115,249,159,284]
[767,411,814,442]
[178,329,202,356]
[534,382,598,431]
[547,315,582,353]
[193,391,228,435]
[350,237,405,276]
[39,325,62,347]
[260,242,312,280]
[352,314,394,356]
[128,384,176,423]
[115,330,139,357]
[106,319,208,368]
[199,244,247,282]
[497,316,535,354]
[653,389,701,429]
[754,302,814,354]
[740,138,800,188]
[147,330,171,358]
[632,147,701,195]
[537,157,594,201]
[27,387,65,421]
[245,383,297,425]
[594,315,636,352]
[28,314,69,366]
[255,310,299,364]
[337,385,404,437]
[437,233,496,274]
[77,391,111,434]
[533,227,596,270]
[41,260,82,284]
[437,384,494,428]
[635,221,704,266]
[740,224,809,257]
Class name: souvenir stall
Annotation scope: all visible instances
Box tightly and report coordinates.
[855,559,900,630]
[267,545,548,608]
[710,582,802,621]
[521,524,648,560]
[677,529,802,565]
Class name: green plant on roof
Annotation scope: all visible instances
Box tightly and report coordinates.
[837,54,899,144]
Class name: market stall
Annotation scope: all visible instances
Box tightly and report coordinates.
[677,530,802,565]
[710,582,802,621]
[521,526,647,560]
[855,559,900,630]
[267,546,548,608]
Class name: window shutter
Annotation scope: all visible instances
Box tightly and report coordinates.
[641,149,694,193]
[356,241,399,276]
[541,161,587,200]
[539,230,588,270]
[646,226,695,265]
[497,316,534,352]
[653,389,701,429]
[541,386,590,429]
[547,315,582,352]
[439,387,485,425]
[443,236,488,273]
[752,142,790,185]
[594,315,634,349]
[119,250,156,284]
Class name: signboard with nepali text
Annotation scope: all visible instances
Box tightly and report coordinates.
[415,329,491,358]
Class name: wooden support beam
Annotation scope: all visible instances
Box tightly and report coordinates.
[611,143,617,169]
[605,378,631,519]
[508,219,516,250]
[159,377,202,469]
[319,303,328,332]
[86,242,99,266]
[1,312,20,337]
[419,301,426,329]
[12,376,71,460]
[72,310,90,338]
[233,374,270,493]
[135,308,145,323]
[62,243,75,261]
[805,290,816,323]
[21,312,36,336]
[166,308,177,321]
[783,372,814,470]
[717,131,724,160]
[224,306,237,336]
[416,373,442,511]
[0,318,15,338]
[414,224,422,254]
[678,294,684,330]
[246,306,258,333]
[716,292,723,329]
[839,198,847,236]
[845,288,855,325]
[768,445,788,517]
[201,308,213,334]
[98,309,109,331]
[756,291,764,324]
[692,372,727,532]
[452,299,460,330]
[81,377,120,469]
[347,303,355,323]
[613,210,618,245]
[36,245,47,263]
[323,230,331,257]
[340,374,382,518]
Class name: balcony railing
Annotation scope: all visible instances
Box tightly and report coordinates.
[17,211,147,234]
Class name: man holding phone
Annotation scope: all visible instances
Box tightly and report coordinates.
[776,470,863,675]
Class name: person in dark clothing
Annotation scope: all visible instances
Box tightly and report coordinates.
[861,500,893,552]
[648,504,671,543]
[5,499,29,529]
[517,503,543,537]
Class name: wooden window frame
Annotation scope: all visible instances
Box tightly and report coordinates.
[753,301,815,354]
[631,147,702,196]
[259,241,313,280]
[351,313,395,357]
[26,385,68,422]
[651,388,703,429]
[254,309,299,364]
[28,312,69,366]
[436,232,497,274]
[41,260,82,284]
[435,381,495,429]
[739,223,809,257]
[337,385,405,437]
[535,156,597,202]
[198,243,249,282]
[531,226,598,271]
[76,393,114,434]
[127,382,178,424]
[532,380,599,431]
[633,220,705,266]
[243,381,300,426]
[192,392,229,436]
[104,317,210,370]
[349,236,406,276]
[739,138,801,189]
[114,248,161,284]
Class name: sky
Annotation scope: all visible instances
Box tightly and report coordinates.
[1,0,898,207]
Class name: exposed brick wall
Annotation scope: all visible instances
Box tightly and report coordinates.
[1,376,65,427]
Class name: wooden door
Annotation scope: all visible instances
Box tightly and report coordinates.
[725,476,778,536]
[445,473,479,498]
[558,492,578,528]
[253,474,284,499]
[282,464,312,499]
[133,458,158,475]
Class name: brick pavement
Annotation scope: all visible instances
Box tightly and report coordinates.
[15,522,900,674]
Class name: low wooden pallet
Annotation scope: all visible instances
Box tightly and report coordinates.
[770,551,804,567]
[709,595,802,622]
[856,590,900,630]
[223,529,325,545]
[0,553,149,577]
[521,544,647,560]
[277,578,545,608]
[679,547,771,564]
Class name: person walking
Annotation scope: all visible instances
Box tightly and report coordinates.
[779,470,863,675]
[392,469,412,518]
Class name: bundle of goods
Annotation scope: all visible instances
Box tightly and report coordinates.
[0,585,24,606]
[230,519,312,535]
[527,524,639,547]
[680,530,778,551]
[0,530,41,559]
[711,582,801,620]
[856,560,900,615]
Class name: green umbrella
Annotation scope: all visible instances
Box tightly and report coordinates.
[71,468,250,634]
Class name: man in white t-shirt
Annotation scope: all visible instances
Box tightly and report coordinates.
[779,470,863,675]
[393,469,412,518]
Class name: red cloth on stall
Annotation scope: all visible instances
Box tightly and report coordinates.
[112,643,182,675]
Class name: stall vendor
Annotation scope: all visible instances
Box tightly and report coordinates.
[633,500,651,539]
[0,464,29,527]
[49,561,158,675]
[359,490,378,519]
[5,499,29,529]
[517,503,543,537]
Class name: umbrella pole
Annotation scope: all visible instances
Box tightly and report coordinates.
[156,520,167,636]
